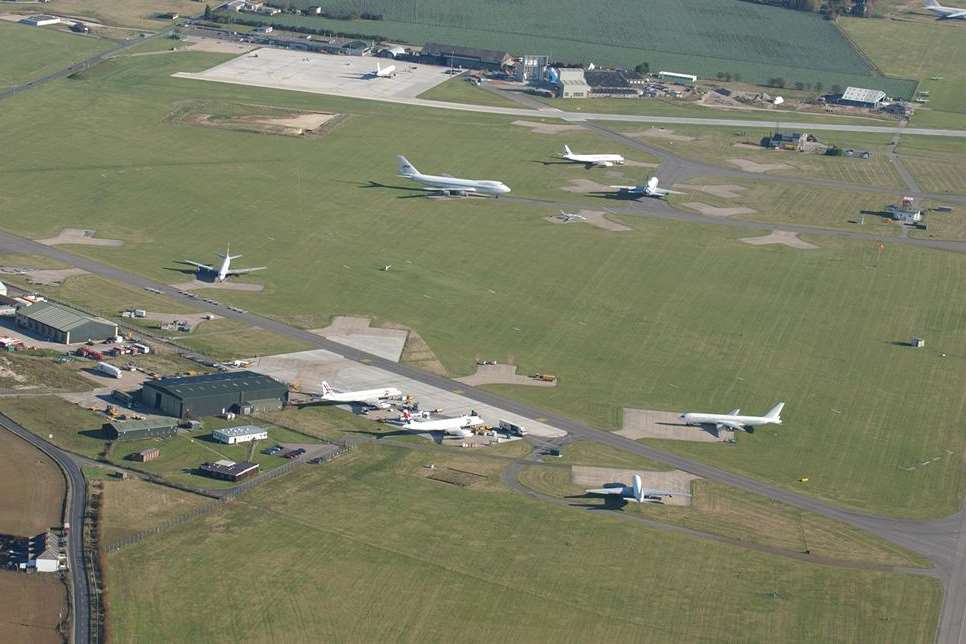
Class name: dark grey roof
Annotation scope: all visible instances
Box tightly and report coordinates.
[200,460,259,477]
[143,370,286,400]
[107,418,179,433]
[18,301,116,333]
[585,70,630,88]
[422,42,511,64]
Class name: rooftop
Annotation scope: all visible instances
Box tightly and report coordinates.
[18,301,116,333]
[841,86,886,103]
[213,425,267,438]
[422,42,511,64]
[200,460,260,477]
[107,418,179,433]
[143,370,286,399]
[585,70,630,88]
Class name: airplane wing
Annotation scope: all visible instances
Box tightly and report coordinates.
[179,260,213,270]
[715,420,746,431]
[585,487,627,496]
[609,185,639,190]
[226,266,267,275]
[642,489,692,497]
[946,9,966,17]
[728,409,740,416]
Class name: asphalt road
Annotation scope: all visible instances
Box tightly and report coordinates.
[0,413,90,644]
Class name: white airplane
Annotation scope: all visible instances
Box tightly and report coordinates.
[585,474,691,504]
[399,409,485,437]
[367,62,397,78]
[318,381,402,408]
[557,145,625,168]
[610,177,684,199]
[556,210,587,223]
[680,402,785,432]
[925,0,966,19]
[398,155,511,197]
[179,244,266,282]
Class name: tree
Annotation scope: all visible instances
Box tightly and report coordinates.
[634,62,650,74]
[203,3,211,20]
[814,81,824,94]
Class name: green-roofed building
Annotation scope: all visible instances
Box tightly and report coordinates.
[140,370,288,419]
[16,301,118,344]
[104,418,180,441]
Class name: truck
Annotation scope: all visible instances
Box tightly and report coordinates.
[77,346,104,360]
[498,420,528,437]
[95,362,123,379]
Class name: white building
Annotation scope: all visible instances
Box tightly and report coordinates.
[212,425,269,445]
[657,71,697,86]
[887,196,922,223]
[19,15,62,27]
[840,86,887,109]
[516,55,549,83]
[556,68,590,98]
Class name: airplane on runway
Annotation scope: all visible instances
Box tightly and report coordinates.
[925,0,966,19]
[609,177,684,199]
[397,155,511,197]
[366,62,397,78]
[680,403,785,432]
[318,381,403,408]
[557,145,625,168]
[556,211,587,223]
[585,474,691,504]
[399,409,485,437]
[178,244,266,282]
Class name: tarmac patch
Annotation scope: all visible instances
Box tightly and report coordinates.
[618,408,735,443]
[682,202,756,217]
[728,158,793,173]
[511,120,585,135]
[623,127,695,142]
[675,184,747,199]
[560,178,612,194]
[544,209,631,232]
[35,228,124,247]
[572,465,698,506]
[311,316,408,363]
[169,279,263,292]
[740,230,818,249]
[143,311,222,331]
[0,267,89,285]
[456,363,556,387]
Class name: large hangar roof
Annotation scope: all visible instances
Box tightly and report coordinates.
[144,370,286,400]
[19,301,115,332]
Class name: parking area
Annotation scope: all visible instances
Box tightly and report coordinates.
[249,349,566,438]
[571,465,699,506]
[174,47,454,100]
[618,408,736,443]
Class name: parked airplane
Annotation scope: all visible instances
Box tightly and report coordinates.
[398,156,511,196]
[925,0,966,19]
[556,210,587,223]
[179,244,266,282]
[399,409,485,437]
[610,177,683,199]
[585,474,691,504]
[367,62,397,78]
[557,145,625,168]
[680,403,785,432]
[318,381,403,408]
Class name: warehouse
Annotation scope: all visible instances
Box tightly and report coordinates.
[140,370,288,419]
[16,301,118,344]
[839,86,887,109]
[104,418,179,441]
[421,43,513,71]
[212,425,269,445]
[657,71,696,86]
[555,68,590,98]
[585,70,645,97]
[199,459,260,482]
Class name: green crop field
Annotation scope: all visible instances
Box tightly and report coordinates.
[105,445,940,643]
[0,22,113,90]
[220,0,916,94]
[1,50,966,517]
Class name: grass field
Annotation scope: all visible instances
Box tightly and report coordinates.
[839,15,966,129]
[105,445,941,643]
[0,430,65,536]
[28,0,203,29]
[220,0,915,94]
[0,396,106,459]
[1,50,966,516]
[418,76,520,108]
[0,353,94,392]
[98,477,210,546]
[0,22,112,90]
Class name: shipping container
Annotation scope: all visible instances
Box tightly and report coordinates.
[96,362,123,379]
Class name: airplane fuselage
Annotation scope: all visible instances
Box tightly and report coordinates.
[215,255,232,282]
[564,153,625,167]
[323,387,403,404]
[680,412,781,429]
[402,414,484,436]
[403,171,511,196]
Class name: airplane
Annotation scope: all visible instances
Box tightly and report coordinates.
[556,210,587,223]
[178,244,266,282]
[680,402,785,432]
[398,409,485,437]
[397,155,511,197]
[318,381,403,409]
[366,62,397,78]
[557,145,625,168]
[925,0,966,19]
[585,474,692,504]
[609,177,684,199]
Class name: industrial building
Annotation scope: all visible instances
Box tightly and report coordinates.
[887,196,923,224]
[839,86,887,109]
[657,71,697,86]
[212,425,269,445]
[16,301,118,344]
[140,370,288,419]
[555,68,590,98]
[19,15,62,27]
[585,70,646,97]
[421,43,513,71]
[104,418,179,441]
[515,55,549,82]
[132,447,161,462]
[199,459,260,482]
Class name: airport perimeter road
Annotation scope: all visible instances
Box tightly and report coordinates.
[3,227,966,640]
[0,413,90,644]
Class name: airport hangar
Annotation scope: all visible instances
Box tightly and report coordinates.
[139,370,288,419]
[16,301,118,344]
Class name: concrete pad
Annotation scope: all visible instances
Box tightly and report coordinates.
[0,320,74,353]
[675,184,747,199]
[143,311,221,331]
[35,228,123,247]
[511,120,584,135]
[169,279,263,292]
[310,316,408,363]
[740,230,818,250]
[560,178,611,194]
[249,349,566,438]
[544,210,631,232]
[572,465,698,506]
[622,159,660,168]
[623,128,695,141]
[174,48,453,101]
[728,158,793,173]
[2,267,89,285]
[618,408,735,443]
[456,363,556,387]
[682,202,756,217]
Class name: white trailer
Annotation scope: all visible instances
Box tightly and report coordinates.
[498,420,528,437]
[96,362,122,379]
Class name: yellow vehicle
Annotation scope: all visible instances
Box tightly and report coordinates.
[533,373,557,383]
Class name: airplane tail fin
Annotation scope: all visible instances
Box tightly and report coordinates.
[647,176,659,191]
[320,381,332,396]
[925,0,940,7]
[398,155,418,177]
[563,144,573,156]
[376,62,381,72]
[766,402,784,421]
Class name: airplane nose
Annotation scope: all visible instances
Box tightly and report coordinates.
[501,185,511,193]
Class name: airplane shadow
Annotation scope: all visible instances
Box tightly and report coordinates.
[348,428,444,444]
[164,266,200,277]
[565,493,627,511]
